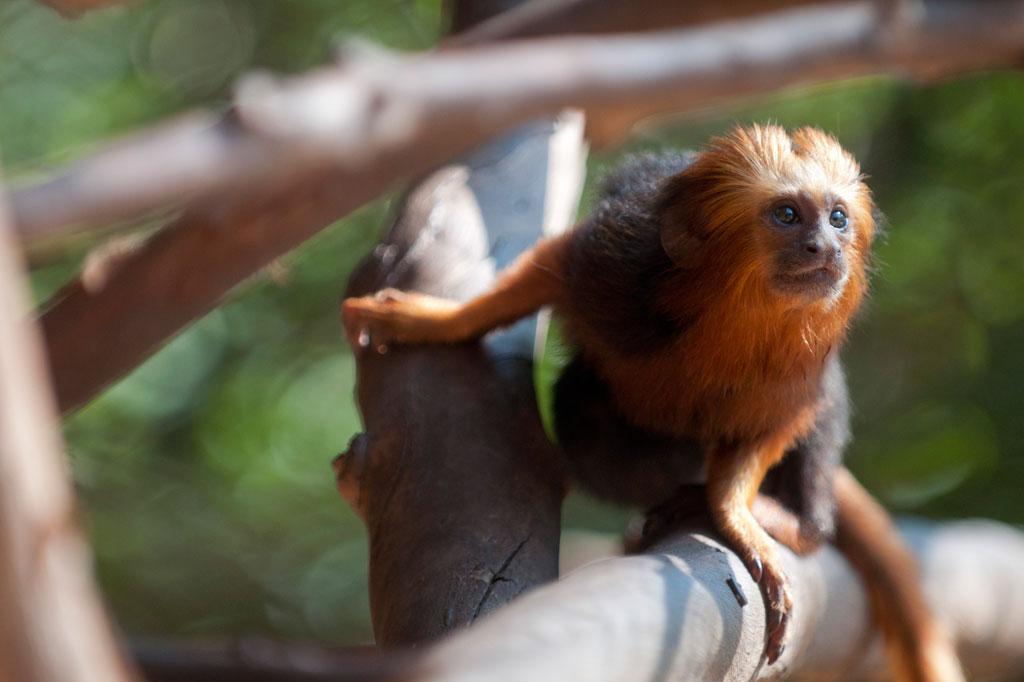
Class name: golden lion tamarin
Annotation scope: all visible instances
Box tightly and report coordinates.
[342,125,964,681]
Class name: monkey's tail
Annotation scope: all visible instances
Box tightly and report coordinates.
[833,467,965,682]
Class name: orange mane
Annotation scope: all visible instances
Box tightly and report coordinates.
[603,125,877,443]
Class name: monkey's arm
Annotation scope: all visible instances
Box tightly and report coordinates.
[341,231,572,348]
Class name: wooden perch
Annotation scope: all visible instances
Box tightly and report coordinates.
[0,181,133,678]
[333,7,1024,674]
[34,0,1024,415]
[398,519,1024,681]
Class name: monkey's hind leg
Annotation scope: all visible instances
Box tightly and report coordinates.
[342,233,572,349]
[833,468,965,682]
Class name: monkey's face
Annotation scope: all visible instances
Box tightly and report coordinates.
[666,125,876,310]
[760,191,854,304]
[660,125,876,311]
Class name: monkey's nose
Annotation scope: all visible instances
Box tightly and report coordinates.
[794,238,838,271]
[804,236,839,258]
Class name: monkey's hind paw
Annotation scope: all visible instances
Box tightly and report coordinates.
[341,288,465,352]
[740,550,792,665]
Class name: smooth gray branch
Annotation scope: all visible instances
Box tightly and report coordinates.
[409,520,1024,682]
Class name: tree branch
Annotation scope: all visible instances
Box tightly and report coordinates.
[35,0,1024,413]
[125,522,1024,682]
[332,0,583,647]
[3,0,834,242]
[14,0,1024,242]
[404,520,1024,681]
[336,110,586,643]
[0,179,134,677]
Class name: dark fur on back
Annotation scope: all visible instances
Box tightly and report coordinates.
[562,151,698,355]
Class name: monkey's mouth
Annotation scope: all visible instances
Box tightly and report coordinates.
[774,265,846,298]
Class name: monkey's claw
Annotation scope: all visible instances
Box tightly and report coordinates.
[738,550,791,664]
[756,558,792,665]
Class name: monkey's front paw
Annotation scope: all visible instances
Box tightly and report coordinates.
[341,288,423,351]
[741,551,792,665]
[341,289,463,352]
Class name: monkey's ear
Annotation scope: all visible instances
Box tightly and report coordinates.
[657,171,710,266]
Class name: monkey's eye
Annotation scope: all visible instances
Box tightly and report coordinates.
[829,208,848,229]
[772,205,799,226]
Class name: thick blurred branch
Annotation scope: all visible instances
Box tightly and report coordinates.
[0,182,133,677]
[14,0,1024,242]
[33,0,1024,413]
[405,520,1024,681]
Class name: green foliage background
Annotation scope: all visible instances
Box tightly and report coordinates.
[3,0,1022,644]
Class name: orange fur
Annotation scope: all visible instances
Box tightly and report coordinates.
[573,125,874,444]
